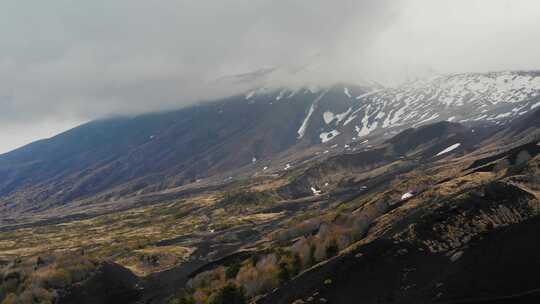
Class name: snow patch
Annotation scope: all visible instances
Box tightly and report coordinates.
[450,251,463,262]
[344,114,357,126]
[320,130,341,143]
[355,121,378,137]
[297,92,326,139]
[494,112,512,119]
[323,108,352,125]
[287,89,299,98]
[356,90,382,100]
[401,192,414,200]
[245,91,255,100]
[311,187,322,196]
[436,143,461,156]
[336,108,352,123]
[473,114,488,121]
[413,113,439,127]
[275,90,286,101]
[344,87,352,98]
[323,111,335,124]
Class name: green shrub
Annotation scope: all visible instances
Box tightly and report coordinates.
[225,262,241,279]
[43,268,72,289]
[291,254,302,276]
[167,295,195,304]
[219,191,273,208]
[209,284,246,304]
[277,262,290,284]
[325,239,339,258]
[1,293,16,304]
[0,254,97,304]
[309,244,316,265]
[250,255,259,267]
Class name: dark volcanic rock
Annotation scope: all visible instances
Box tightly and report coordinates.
[60,262,141,304]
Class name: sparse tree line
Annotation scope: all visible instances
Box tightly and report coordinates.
[168,199,389,304]
[169,148,539,303]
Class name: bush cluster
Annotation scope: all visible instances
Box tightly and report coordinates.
[169,200,390,304]
[0,253,97,304]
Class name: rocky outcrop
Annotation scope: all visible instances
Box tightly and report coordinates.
[397,181,539,253]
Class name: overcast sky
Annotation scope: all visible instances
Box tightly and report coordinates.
[1,0,540,154]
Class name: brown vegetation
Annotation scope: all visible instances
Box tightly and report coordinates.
[0,253,97,304]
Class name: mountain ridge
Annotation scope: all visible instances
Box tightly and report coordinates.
[1,71,539,220]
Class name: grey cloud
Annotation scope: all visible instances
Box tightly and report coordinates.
[0,1,396,121]
[1,0,540,153]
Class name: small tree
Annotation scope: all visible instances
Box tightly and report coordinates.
[291,254,302,276]
[168,295,196,304]
[209,284,246,304]
[309,244,316,265]
[250,255,259,267]
[516,150,532,166]
[225,262,241,279]
[278,262,290,284]
[325,239,339,258]
[1,293,17,304]
[493,158,510,173]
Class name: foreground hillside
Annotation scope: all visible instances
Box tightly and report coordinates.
[1,106,539,304]
[258,152,540,303]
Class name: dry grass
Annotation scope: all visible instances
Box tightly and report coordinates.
[120,245,196,276]
[0,253,98,304]
[0,194,218,273]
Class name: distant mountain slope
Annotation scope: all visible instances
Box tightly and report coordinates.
[280,121,483,198]
[1,71,539,218]
[0,87,360,217]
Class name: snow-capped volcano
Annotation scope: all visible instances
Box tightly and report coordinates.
[243,71,540,145]
[1,71,539,217]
